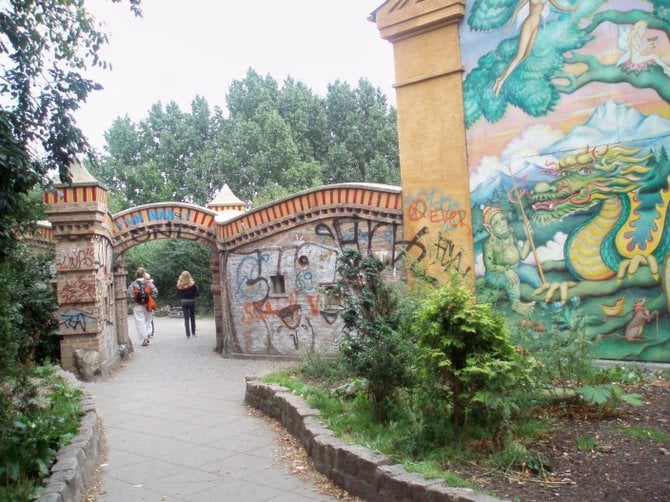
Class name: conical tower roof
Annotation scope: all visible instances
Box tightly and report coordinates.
[68,160,98,184]
[207,184,245,211]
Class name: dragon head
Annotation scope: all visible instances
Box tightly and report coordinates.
[529,145,652,224]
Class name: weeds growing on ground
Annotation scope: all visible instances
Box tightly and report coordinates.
[616,425,670,442]
[263,258,659,496]
[0,365,82,500]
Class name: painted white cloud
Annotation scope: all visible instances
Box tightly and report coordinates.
[470,124,564,189]
[522,231,567,264]
[475,252,485,277]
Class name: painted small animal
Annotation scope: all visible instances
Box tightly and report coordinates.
[603,298,659,342]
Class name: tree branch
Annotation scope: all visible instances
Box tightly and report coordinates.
[583,8,670,42]
[555,54,670,102]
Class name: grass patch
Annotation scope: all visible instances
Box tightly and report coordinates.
[576,435,597,452]
[616,425,670,442]
[264,368,502,490]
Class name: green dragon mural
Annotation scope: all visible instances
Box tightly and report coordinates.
[530,145,670,284]
[465,0,670,362]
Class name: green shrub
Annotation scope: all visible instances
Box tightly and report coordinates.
[412,274,536,442]
[332,248,416,422]
[0,243,59,376]
[512,307,643,413]
[0,365,82,499]
[297,350,351,384]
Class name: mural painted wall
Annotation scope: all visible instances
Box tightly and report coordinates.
[461,0,670,362]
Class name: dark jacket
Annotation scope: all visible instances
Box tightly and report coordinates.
[177,284,199,301]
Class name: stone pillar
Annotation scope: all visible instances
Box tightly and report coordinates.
[44,164,117,375]
[372,0,474,282]
[113,254,132,351]
[210,254,224,353]
[207,184,246,354]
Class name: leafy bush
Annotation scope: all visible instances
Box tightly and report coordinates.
[297,350,352,384]
[412,274,536,442]
[512,306,643,413]
[0,365,82,499]
[333,248,416,421]
[0,242,59,376]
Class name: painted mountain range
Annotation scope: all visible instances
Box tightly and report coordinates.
[471,101,670,206]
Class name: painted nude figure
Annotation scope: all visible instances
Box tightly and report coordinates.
[493,0,576,95]
[617,21,670,76]
[482,206,540,314]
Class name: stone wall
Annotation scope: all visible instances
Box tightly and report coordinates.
[221,216,404,357]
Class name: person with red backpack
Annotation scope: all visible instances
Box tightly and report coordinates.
[127,267,158,347]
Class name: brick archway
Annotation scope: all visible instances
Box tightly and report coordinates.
[110,202,222,354]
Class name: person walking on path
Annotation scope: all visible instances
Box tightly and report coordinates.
[127,267,158,346]
[177,270,199,338]
[144,272,157,337]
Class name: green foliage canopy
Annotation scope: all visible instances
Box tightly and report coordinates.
[0,0,141,254]
[91,68,399,210]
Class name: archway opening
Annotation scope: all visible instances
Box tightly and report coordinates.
[123,239,214,316]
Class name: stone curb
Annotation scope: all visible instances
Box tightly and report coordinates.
[36,370,100,502]
[245,378,501,502]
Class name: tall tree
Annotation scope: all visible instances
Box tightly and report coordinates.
[0,0,142,379]
[325,79,399,184]
[0,0,141,254]
[94,70,400,210]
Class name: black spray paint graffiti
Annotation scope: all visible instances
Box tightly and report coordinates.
[314,218,427,264]
[314,217,471,276]
[434,232,472,276]
[227,244,340,355]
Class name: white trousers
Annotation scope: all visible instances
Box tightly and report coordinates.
[133,305,149,344]
[145,311,154,335]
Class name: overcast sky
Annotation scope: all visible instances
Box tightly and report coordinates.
[77,0,396,152]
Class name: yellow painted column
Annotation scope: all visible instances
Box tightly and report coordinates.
[372,0,474,282]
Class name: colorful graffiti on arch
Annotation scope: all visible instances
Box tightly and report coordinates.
[112,205,215,234]
[461,0,670,362]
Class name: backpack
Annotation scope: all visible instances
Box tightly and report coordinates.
[133,280,151,306]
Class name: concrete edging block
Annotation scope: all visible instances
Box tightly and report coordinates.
[245,379,503,502]
[36,370,101,502]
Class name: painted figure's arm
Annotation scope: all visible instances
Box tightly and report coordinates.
[483,240,504,273]
[548,0,577,12]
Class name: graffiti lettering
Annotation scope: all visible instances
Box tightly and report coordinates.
[406,192,469,230]
[320,310,339,325]
[57,248,95,271]
[59,308,98,332]
[306,294,320,316]
[434,232,472,276]
[234,252,270,300]
[60,278,97,303]
[393,226,428,264]
[315,219,397,256]
[295,270,315,292]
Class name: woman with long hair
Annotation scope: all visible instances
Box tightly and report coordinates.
[176,271,200,338]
